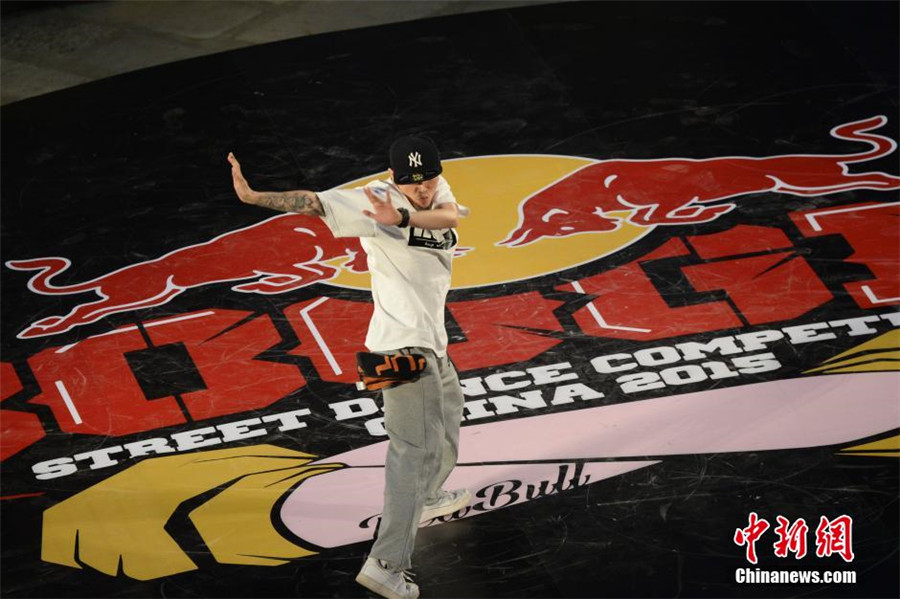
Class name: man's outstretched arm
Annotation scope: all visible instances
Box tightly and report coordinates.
[228,152,324,216]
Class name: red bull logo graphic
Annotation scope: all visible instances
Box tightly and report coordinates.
[5,116,899,340]
[3,122,898,591]
[6,216,367,339]
[499,116,899,246]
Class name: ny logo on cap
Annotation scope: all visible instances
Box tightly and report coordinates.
[408,152,422,167]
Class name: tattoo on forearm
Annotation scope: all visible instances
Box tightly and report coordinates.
[256,191,324,216]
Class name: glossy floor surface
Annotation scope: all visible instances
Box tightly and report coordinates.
[1,2,898,598]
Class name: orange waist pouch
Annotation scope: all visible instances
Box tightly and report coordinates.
[355,351,428,391]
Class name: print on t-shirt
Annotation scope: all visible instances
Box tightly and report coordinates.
[408,227,458,251]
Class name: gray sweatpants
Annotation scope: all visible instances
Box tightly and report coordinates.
[369,347,465,569]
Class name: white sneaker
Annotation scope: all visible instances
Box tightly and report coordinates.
[356,557,419,599]
[420,488,472,523]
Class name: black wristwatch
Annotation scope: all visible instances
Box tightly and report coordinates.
[396,207,410,228]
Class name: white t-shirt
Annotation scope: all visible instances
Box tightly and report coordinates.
[318,176,462,356]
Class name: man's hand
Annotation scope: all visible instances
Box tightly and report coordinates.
[228,152,258,205]
[362,187,402,226]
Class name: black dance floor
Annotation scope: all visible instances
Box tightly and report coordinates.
[2,2,898,597]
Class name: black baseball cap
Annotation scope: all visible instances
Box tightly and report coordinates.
[389,135,442,185]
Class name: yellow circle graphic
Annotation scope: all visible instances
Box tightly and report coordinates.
[328,155,650,290]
